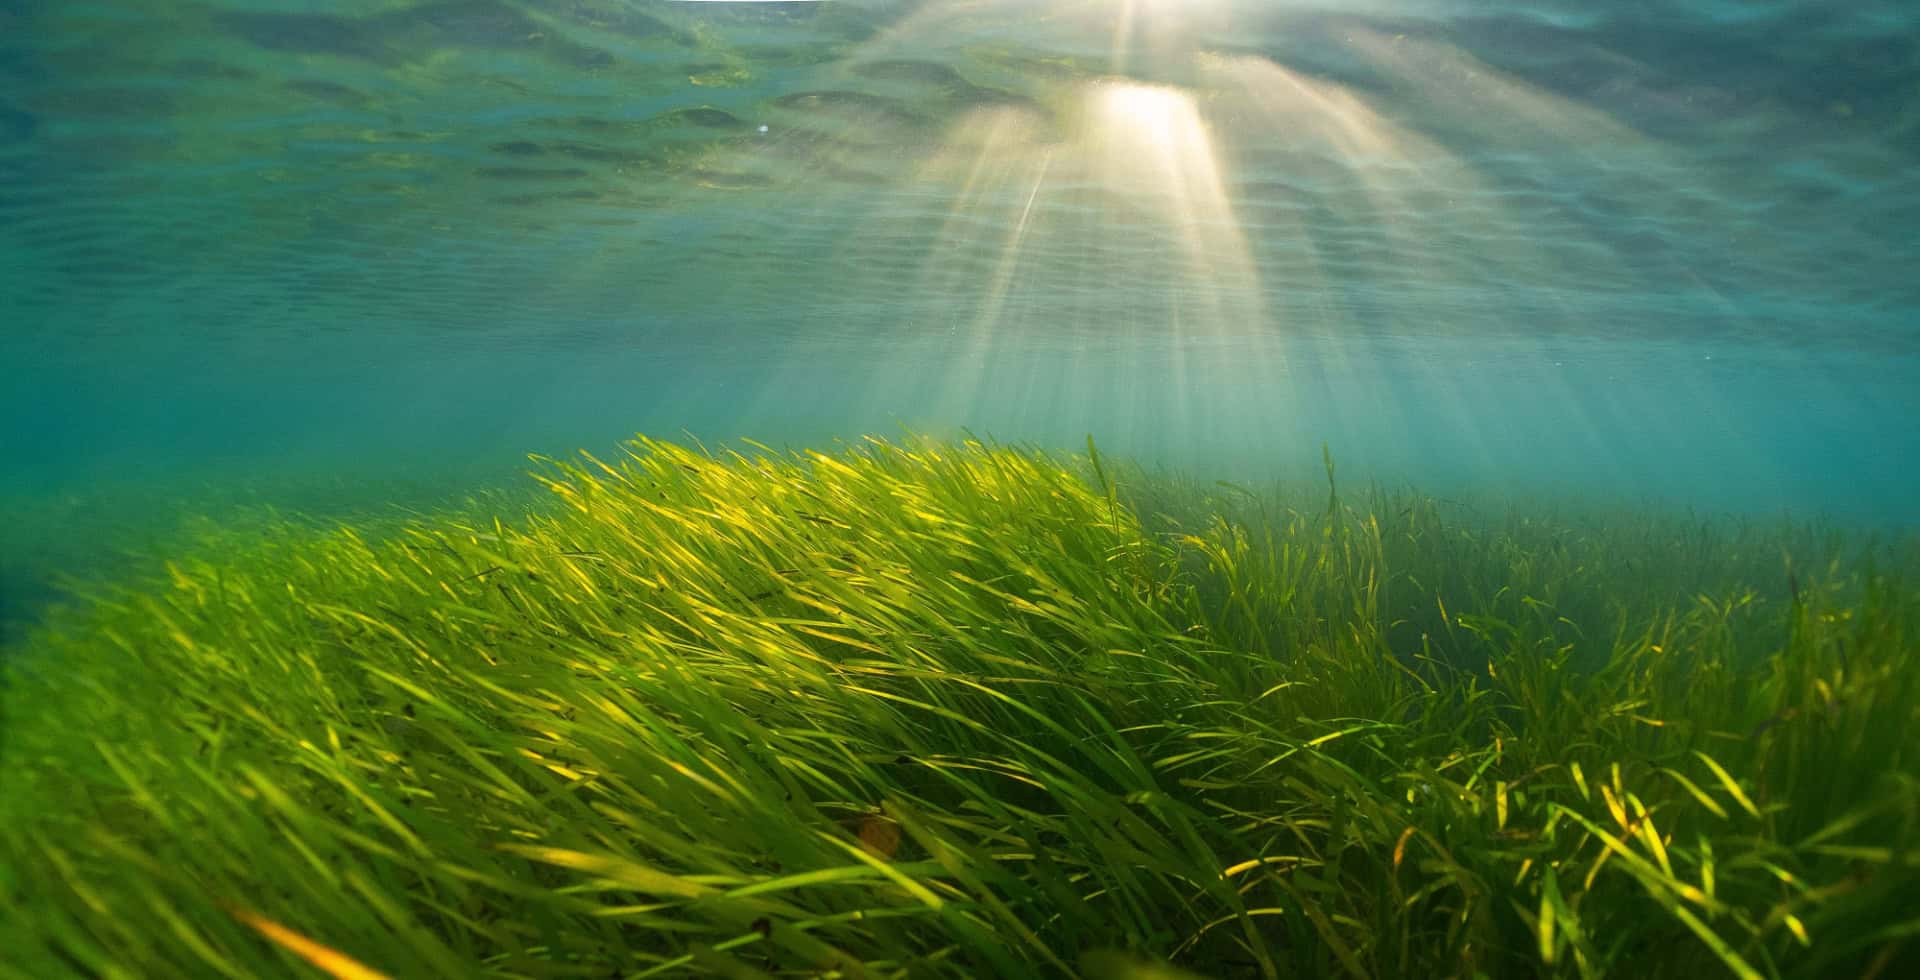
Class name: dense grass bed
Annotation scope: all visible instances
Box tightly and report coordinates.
[2,435,1915,979]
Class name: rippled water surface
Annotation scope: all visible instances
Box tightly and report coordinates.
[3,0,1917,626]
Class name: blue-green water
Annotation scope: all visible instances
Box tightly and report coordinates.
[3,0,1917,634]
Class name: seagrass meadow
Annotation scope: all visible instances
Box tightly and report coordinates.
[9,0,1920,976]
[1,434,1915,980]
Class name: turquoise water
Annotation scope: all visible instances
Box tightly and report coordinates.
[3,0,1917,632]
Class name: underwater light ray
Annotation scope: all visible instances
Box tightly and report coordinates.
[1323,30,1719,495]
[1171,56,1414,467]
[1111,0,1139,76]
[1086,81,1267,335]
[816,67,1281,445]
[1078,79,1287,468]
[1338,28,1700,307]
[952,147,1059,397]
[646,0,1696,475]
[672,0,1289,448]
[1194,41,1689,488]
[1104,0,1238,81]
[927,147,1057,425]
[896,103,1058,424]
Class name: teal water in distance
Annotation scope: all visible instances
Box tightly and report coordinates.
[2,0,1917,634]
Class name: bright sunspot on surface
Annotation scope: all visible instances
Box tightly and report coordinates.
[1095,82,1185,146]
